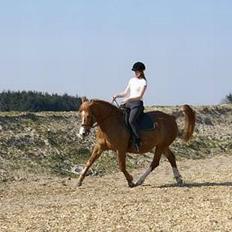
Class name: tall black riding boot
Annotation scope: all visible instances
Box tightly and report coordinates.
[132,136,141,152]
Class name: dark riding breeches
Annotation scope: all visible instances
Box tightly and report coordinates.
[125,100,144,140]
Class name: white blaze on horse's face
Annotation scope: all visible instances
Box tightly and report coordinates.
[78,126,86,139]
[81,110,86,124]
[78,110,91,139]
[78,111,86,139]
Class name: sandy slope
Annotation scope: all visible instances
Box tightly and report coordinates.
[1,154,232,232]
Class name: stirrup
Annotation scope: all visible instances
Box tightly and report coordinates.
[133,139,141,152]
[134,143,140,152]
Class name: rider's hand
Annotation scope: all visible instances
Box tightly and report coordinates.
[121,98,129,104]
[112,95,118,101]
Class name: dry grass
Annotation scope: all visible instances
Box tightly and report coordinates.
[0,104,232,182]
[0,105,232,231]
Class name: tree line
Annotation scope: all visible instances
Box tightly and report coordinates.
[0,90,231,112]
[0,90,82,112]
[223,93,232,104]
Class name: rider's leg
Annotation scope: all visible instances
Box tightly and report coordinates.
[128,105,143,149]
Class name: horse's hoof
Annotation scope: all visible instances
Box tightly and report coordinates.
[76,182,82,188]
[128,182,136,188]
[176,179,184,187]
[135,179,144,187]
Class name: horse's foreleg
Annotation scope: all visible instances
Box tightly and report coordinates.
[164,148,183,186]
[117,151,135,188]
[76,144,103,187]
[135,146,163,186]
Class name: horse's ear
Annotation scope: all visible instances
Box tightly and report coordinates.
[81,96,89,104]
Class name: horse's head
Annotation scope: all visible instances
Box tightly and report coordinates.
[78,98,121,139]
[78,98,96,139]
[78,99,95,139]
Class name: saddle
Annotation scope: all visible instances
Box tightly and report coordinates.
[119,104,155,133]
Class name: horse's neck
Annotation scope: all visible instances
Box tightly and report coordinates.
[92,101,121,126]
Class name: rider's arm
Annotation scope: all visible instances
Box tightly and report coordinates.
[114,81,130,98]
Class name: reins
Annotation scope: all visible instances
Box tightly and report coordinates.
[112,98,120,107]
[91,99,119,128]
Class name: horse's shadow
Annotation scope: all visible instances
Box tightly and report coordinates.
[157,181,232,188]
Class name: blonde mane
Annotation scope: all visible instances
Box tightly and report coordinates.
[91,99,122,113]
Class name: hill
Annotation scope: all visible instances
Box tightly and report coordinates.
[0,104,232,182]
[1,104,232,231]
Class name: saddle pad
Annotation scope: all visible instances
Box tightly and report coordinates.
[138,112,155,131]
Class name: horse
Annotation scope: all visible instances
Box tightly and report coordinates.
[77,98,196,188]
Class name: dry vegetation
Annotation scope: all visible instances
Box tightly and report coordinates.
[0,104,232,231]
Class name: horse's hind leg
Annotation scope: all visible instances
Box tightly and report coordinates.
[135,146,163,186]
[117,150,135,188]
[76,144,103,187]
[164,147,183,186]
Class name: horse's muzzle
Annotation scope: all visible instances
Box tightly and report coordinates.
[78,126,90,139]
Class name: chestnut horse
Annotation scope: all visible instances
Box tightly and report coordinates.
[77,99,195,188]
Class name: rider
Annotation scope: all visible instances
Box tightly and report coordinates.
[113,62,147,151]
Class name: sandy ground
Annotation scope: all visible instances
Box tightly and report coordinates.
[1,155,232,232]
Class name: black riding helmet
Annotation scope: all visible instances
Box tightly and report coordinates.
[132,62,146,71]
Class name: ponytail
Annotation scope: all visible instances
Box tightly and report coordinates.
[140,73,146,80]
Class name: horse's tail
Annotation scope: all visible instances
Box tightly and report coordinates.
[178,104,196,142]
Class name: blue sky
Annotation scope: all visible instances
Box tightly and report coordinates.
[0,0,231,105]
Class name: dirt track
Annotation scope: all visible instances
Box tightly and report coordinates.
[1,155,232,232]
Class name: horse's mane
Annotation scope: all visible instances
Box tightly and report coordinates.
[91,99,122,113]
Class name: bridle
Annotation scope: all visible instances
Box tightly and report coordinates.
[81,99,119,130]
